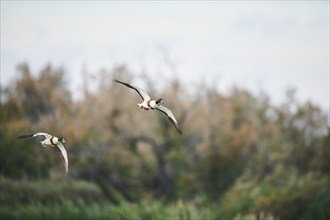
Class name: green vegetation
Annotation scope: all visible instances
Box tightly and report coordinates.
[0,63,329,219]
[1,199,218,220]
[0,177,221,220]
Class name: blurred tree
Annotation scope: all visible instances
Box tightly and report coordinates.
[3,63,70,122]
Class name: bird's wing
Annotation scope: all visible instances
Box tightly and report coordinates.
[156,105,182,134]
[56,142,69,175]
[33,132,52,139]
[114,79,151,100]
[17,132,52,140]
[17,134,35,139]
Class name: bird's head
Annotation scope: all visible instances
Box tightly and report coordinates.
[156,98,163,105]
[59,137,66,143]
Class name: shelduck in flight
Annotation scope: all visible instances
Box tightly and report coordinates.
[17,132,69,174]
[114,79,182,134]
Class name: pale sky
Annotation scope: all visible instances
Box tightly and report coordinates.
[1,1,329,111]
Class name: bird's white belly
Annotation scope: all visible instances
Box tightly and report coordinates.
[41,137,58,147]
[41,141,53,147]
[142,100,150,108]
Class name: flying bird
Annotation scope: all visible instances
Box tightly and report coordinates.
[114,79,182,134]
[17,132,69,174]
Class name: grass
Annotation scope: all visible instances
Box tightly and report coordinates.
[0,177,222,220]
[0,198,222,220]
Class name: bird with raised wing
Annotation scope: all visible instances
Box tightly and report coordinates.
[17,132,69,174]
[114,79,182,134]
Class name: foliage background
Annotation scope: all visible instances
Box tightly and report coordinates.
[0,63,329,219]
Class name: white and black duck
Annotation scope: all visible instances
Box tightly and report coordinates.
[17,132,69,174]
[114,79,182,134]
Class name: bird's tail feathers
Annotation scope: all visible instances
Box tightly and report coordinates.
[17,134,34,139]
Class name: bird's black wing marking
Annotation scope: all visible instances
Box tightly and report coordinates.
[17,134,34,139]
[114,79,144,100]
[156,108,182,134]
[56,142,68,174]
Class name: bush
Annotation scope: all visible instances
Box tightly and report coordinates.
[0,177,107,207]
